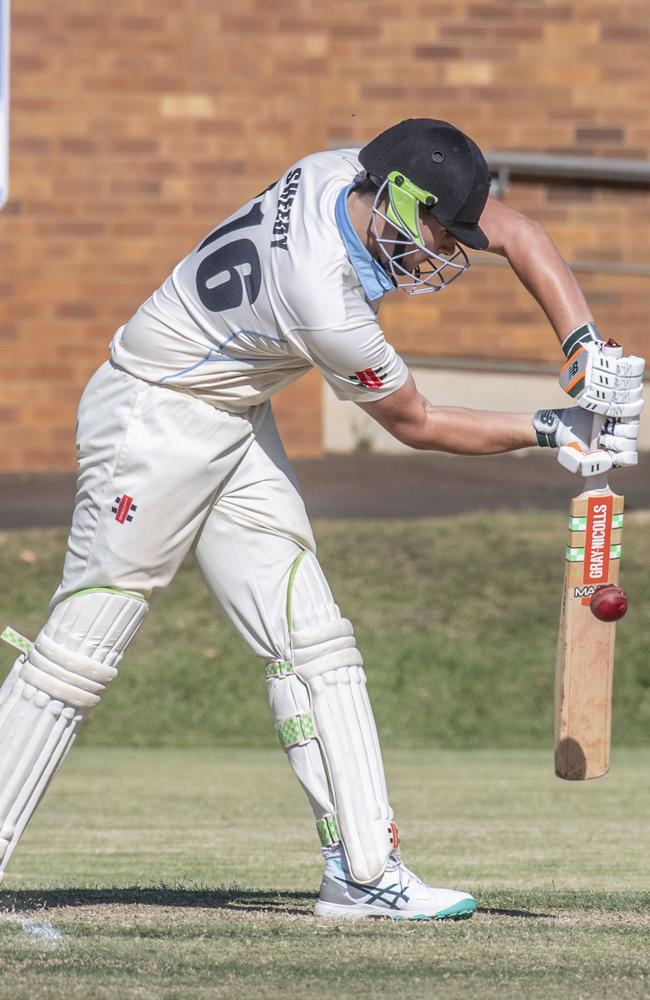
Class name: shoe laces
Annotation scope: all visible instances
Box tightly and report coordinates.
[386,851,424,886]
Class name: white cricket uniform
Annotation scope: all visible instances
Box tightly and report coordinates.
[55,148,409,661]
[0,149,405,882]
[111,148,406,409]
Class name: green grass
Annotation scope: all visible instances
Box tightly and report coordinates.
[2,516,648,997]
[1,513,649,748]
[1,748,649,1000]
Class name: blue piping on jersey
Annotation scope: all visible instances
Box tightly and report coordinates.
[335,183,395,302]
[156,329,287,384]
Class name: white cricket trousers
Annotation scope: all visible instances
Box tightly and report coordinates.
[53,361,318,662]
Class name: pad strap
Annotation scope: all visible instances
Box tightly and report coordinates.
[1,627,32,656]
[276,712,315,749]
[317,814,341,847]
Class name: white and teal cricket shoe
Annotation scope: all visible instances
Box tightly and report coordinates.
[314,847,477,921]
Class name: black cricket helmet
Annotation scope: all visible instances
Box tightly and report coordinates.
[359,118,491,250]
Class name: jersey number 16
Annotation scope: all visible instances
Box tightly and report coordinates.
[195,200,265,313]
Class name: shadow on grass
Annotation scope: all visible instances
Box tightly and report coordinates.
[1,887,557,921]
[478,906,555,920]
[0,885,315,917]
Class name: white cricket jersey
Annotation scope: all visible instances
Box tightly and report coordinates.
[110,149,409,411]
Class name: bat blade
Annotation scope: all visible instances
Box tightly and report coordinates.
[554,487,624,780]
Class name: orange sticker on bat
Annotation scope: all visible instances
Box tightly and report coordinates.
[584,495,613,586]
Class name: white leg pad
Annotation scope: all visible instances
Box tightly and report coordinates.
[0,589,148,879]
[271,551,393,884]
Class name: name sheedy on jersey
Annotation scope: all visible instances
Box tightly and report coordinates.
[110,148,409,412]
[271,168,302,251]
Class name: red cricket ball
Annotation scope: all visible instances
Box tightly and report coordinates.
[590,584,629,622]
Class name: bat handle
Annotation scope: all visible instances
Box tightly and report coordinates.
[589,412,606,451]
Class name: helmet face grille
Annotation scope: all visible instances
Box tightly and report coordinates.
[370,179,470,295]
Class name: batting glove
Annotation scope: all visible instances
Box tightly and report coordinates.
[558,326,645,419]
[533,407,640,476]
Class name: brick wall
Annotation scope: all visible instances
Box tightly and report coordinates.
[1,0,648,470]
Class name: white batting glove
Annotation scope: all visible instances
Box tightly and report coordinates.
[533,408,640,476]
[599,416,640,465]
[558,327,645,418]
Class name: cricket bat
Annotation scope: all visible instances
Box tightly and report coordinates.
[554,343,624,780]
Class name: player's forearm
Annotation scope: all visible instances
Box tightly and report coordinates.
[499,217,594,343]
[481,201,594,343]
[395,400,537,455]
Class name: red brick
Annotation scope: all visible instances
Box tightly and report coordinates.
[1,0,649,471]
[413,45,463,59]
[59,138,97,155]
[575,127,625,144]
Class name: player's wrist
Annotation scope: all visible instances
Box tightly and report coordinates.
[533,409,560,448]
[561,321,602,359]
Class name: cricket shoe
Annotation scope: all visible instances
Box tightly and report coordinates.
[314,847,477,921]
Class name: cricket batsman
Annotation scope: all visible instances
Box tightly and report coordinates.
[0,119,644,920]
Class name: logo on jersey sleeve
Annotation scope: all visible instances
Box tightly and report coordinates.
[350,366,387,390]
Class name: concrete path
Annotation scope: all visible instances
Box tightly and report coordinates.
[1,452,648,529]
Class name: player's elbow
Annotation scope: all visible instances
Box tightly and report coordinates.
[520,215,549,245]
[372,400,449,451]
[382,417,430,450]
[505,214,551,258]
[382,406,478,454]
[360,385,431,450]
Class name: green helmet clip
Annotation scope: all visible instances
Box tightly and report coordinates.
[385,170,438,243]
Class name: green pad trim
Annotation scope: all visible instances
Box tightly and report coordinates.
[265,660,294,679]
[1,626,33,655]
[316,814,341,847]
[276,713,315,749]
[286,549,309,632]
[58,586,148,606]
